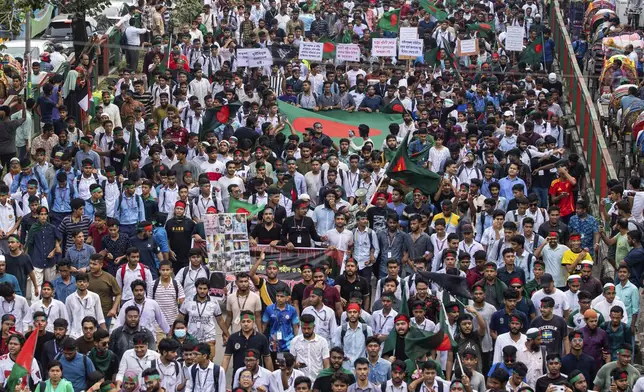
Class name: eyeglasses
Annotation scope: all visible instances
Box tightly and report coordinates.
[511,285,522,289]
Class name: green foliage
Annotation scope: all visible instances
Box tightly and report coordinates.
[170,0,202,31]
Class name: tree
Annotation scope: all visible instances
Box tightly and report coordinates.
[170,0,202,32]
[17,0,112,59]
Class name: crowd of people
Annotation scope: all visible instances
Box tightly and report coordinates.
[0,0,642,392]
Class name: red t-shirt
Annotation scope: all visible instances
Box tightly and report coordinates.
[302,284,341,309]
[88,223,109,252]
[548,178,575,216]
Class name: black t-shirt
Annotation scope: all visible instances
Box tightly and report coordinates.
[334,274,370,302]
[165,218,196,268]
[530,315,568,355]
[258,278,290,310]
[291,282,308,313]
[531,155,559,189]
[110,151,126,175]
[128,235,161,278]
[251,223,282,245]
[535,374,567,392]
[313,373,356,392]
[5,253,34,297]
[368,206,395,232]
[224,331,271,375]
[25,330,54,362]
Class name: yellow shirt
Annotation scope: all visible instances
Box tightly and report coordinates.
[561,249,593,280]
[432,212,460,229]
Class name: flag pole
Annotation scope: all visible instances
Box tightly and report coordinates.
[365,174,388,209]
[541,32,546,72]
[440,298,465,377]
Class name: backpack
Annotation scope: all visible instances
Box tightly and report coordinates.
[152,279,179,301]
[340,322,368,345]
[628,217,644,234]
[55,352,90,389]
[120,27,130,47]
[150,359,180,376]
[120,263,147,282]
[190,363,220,392]
[75,173,100,193]
[117,193,142,216]
[50,185,74,207]
[15,170,46,193]
[181,265,211,288]
[296,92,318,106]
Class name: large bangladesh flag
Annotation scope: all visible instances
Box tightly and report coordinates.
[228,198,264,217]
[6,331,38,392]
[419,0,448,21]
[520,34,544,67]
[385,136,441,195]
[277,101,403,148]
[377,9,401,32]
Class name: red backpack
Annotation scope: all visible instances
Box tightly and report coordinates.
[120,263,147,282]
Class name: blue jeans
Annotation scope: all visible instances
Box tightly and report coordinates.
[533,187,549,208]
[17,146,27,161]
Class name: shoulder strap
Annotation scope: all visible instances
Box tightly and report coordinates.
[182,267,190,287]
[39,381,46,392]
[213,364,220,392]
[140,264,146,280]
[190,365,198,392]
[152,279,161,300]
[173,279,179,300]
[151,359,157,369]
[120,264,126,281]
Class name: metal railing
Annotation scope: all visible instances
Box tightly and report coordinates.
[549,0,618,201]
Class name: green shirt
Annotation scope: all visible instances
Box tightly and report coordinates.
[567,308,605,329]
[593,362,640,392]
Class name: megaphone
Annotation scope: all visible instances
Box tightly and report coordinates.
[355,188,368,202]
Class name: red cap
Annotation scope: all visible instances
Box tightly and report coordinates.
[509,277,523,286]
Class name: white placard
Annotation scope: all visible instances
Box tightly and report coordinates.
[399,39,424,57]
[298,42,324,61]
[505,26,525,52]
[399,27,418,40]
[336,44,360,62]
[371,38,397,57]
[248,48,273,67]
[458,39,478,56]
[236,48,252,66]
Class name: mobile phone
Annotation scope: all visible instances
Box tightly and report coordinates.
[348,129,355,138]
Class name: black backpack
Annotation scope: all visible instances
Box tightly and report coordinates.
[150,359,180,376]
[152,279,180,301]
[181,265,211,288]
[190,363,220,392]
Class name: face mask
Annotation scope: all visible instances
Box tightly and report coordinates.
[174,329,187,338]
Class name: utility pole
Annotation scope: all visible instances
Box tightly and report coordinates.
[24,9,31,99]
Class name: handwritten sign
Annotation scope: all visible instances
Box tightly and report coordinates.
[505,26,525,52]
[236,48,253,66]
[336,44,360,62]
[399,27,418,40]
[371,38,397,57]
[399,39,424,57]
[457,39,478,56]
[248,48,273,67]
[298,42,323,61]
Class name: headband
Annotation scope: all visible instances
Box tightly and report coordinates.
[549,231,558,237]
[394,314,410,323]
[302,320,315,328]
[509,277,523,286]
[569,234,581,241]
[241,313,255,321]
[347,304,361,313]
[312,288,324,297]
[175,201,186,209]
[144,375,161,382]
[569,374,583,384]
[266,260,279,268]
[206,206,217,214]
[614,371,629,381]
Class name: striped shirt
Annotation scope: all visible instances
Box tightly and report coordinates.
[269,74,284,96]
[133,92,154,117]
[58,215,91,250]
[147,278,186,327]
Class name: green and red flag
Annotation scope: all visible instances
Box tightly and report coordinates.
[436,304,457,351]
[419,0,448,21]
[378,9,401,32]
[228,198,264,218]
[5,331,38,392]
[383,98,406,114]
[277,101,403,149]
[466,22,495,39]
[520,34,544,67]
[385,136,441,195]
[382,279,449,361]
[320,38,336,60]
[280,177,298,202]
